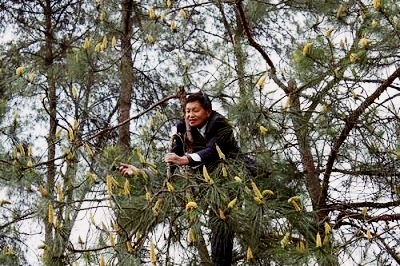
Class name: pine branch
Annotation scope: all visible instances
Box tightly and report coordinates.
[234,0,288,93]
[320,67,400,207]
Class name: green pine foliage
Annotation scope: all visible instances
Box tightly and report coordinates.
[0,0,399,265]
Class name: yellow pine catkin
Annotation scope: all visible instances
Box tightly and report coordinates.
[111,36,117,48]
[106,175,113,196]
[18,143,25,156]
[48,203,54,224]
[262,189,274,198]
[150,242,157,265]
[72,119,78,131]
[72,86,78,99]
[99,255,105,266]
[256,74,267,88]
[145,187,152,201]
[366,229,373,241]
[316,232,322,248]
[148,6,156,19]
[373,0,381,10]
[215,145,226,160]
[166,181,174,192]
[95,42,102,52]
[16,66,25,76]
[250,179,263,200]
[82,38,91,49]
[179,9,187,19]
[126,241,133,253]
[188,228,196,244]
[123,179,131,197]
[246,246,254,262]
[349,53,358,63]
[27,145,33,157]
[152,199,163,217]
[87,172,97,182]
[361,207,368,218]
[296,240,306,251]
[25,157,33,167]
[337,4,346,19]
[325,28,334,38]
[202,165,214,185]
[100,10,107,21]
[185,201,198,211]
[39,185,48,197]
[221,165,228,178]
[170,20,177,31]
[12,146,18,159]
[281,232,290,248]
[302,42,313,56]
[324,222,332,235]
[67,127,75,141]
[109,233,115,247]
[227,198,238,210]
[89,212,96,225]
[218,208,227,220]
[234,176,242,183]
[259,125,268,135]
[84,143,94,157]
[56,182,64,202]
[288,196,302,212]
[101,36,108,50]
[135,231,142,242]
[359,38,370,48]
[146,34,155,45]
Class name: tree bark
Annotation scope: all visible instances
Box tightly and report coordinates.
[43,0,62,265]
[118,0,135,152]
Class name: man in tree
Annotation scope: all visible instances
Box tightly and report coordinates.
[120,91,250,265]
[164,91,243,172]
[164,91,251,266]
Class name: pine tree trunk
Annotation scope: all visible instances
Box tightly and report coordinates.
[43,0,63,265]
[118,0,135,153]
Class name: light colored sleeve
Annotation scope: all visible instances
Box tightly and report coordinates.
[187,153,202,162]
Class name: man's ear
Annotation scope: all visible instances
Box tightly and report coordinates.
[206,109,212,117]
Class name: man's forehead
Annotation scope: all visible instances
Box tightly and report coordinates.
[185,101,202,109]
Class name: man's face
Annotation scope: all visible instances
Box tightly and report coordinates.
[185,101,212,128]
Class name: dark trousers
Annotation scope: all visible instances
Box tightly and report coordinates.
[210,215,234,266]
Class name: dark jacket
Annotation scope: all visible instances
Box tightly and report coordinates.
[172,111,241,171]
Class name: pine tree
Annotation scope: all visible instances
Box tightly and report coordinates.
[0,0,399,265]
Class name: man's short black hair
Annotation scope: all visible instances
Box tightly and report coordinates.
[186,91,212,111]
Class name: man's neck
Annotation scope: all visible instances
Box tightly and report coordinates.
[198,123,207,137]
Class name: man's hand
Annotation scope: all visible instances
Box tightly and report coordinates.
[164,153,189,166]
[119,163,140,176]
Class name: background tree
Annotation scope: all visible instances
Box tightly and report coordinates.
[0,0,399,265]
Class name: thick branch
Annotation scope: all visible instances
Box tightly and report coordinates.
[234,0,291,93]
[234,0,275,73]
[327,199,400,210]
[88,94,178,142]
